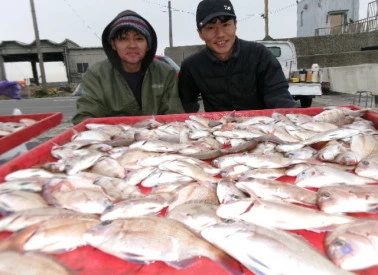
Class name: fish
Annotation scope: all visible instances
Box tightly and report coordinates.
[4,168,64,181]
[83,216,242,274]
[63,148,104,175]
[159,160,219,184]
[42,178,114,214]
[216,179,248,204]
[90,157,126,178]
[212,153,306,169]
[350,134,378,159]
[216,197,356,231]
[237,167,286,180]
[71,129,111,142]
[0,190,48,214]
[168,182,219,211]
[201,220,354,275]
[325,220,378,271]
[0,250,72,274]
[0,207,98,232]
[317,185,378,213]
[100,192,175,221]
[140,170,193,188]
[91,174,143,200]
[236,177,317,206]
[0,179,46,192]
[354,153,378,180]
[301,128,360,145]
[10,217,99,254]
[295,165,376,188]
[166,202,221,232]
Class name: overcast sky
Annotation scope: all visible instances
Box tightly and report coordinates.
[0,0,372,82]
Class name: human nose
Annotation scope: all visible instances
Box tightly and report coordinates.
[214,25,226,37]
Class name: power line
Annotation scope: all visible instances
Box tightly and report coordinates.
[61,0,101,42]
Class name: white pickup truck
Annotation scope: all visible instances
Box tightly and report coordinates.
[259,40,322,108]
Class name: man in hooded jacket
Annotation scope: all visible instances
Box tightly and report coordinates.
[72,10,184,125]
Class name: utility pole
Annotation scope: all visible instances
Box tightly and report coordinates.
[168,1,173,47]
[30,0,47,90]
[264,0,270,39]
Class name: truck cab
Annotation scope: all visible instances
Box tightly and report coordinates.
[258,40,322,107]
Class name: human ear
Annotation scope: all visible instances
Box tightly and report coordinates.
[197,29,205,42]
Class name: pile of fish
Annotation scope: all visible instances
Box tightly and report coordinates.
[1,106,378,274]
[0,118,37,137]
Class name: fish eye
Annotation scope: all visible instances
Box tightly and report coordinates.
[101,220,113,226]
[332,239,353,254]
[361,160,370,166]
[319,191,331,199]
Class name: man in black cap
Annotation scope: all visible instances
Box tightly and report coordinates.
[72,10,183,125]
[178,0,296,113]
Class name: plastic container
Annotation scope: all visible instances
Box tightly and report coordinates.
[0,106,377,275]
[311,64,320,83]
[299,69,306,82]
[0,112,63,155]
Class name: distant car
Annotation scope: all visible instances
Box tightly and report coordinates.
[154,55,180,75]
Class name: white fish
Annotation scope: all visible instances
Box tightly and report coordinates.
[216,197,356,231]
[0,191,48,213]
[100,192,175,221]
[325,220,378,271]
[236,178,317,206]
[295,165,376,188]
[317,185,378,213]
[166,202,221,232]
[0,250,72,274]
[90,157,126,178]
[84,217,242,274]
[354,153,378,180]
[0,207,98,232]
[15,217,100,253]
[216,180,248,204]
[202,220,354,275]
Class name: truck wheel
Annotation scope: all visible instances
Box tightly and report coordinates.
[299,96,313,108]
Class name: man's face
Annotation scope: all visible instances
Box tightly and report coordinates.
[198,16,237,61]
[111,29,148,72]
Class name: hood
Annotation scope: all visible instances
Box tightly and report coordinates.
[101,10,157,73]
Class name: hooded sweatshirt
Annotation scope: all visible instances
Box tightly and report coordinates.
[72,10,184,125]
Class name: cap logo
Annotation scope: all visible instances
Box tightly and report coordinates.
[224,5,232,11]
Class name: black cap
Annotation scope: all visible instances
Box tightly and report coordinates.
[196,0,236,30]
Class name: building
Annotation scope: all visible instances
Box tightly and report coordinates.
[297,0,360,37]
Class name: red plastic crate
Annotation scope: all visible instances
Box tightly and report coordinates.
[0,106,377,275]
[0,112,63,155]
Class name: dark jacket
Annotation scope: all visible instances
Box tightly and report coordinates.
[72,10,184,125]
[178,38,296,113]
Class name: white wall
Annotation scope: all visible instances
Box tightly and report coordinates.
[297,0,359,37]
[323,64,378,94]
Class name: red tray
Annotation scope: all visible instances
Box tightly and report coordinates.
[0,112,63,155]
[0,106,377,275]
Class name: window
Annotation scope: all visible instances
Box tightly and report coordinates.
[77,63,89,73]
[266,46,281,58]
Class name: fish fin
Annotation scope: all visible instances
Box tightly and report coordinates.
[210,250,244,275]
[0,223,39,252]
[164,258,198,269]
